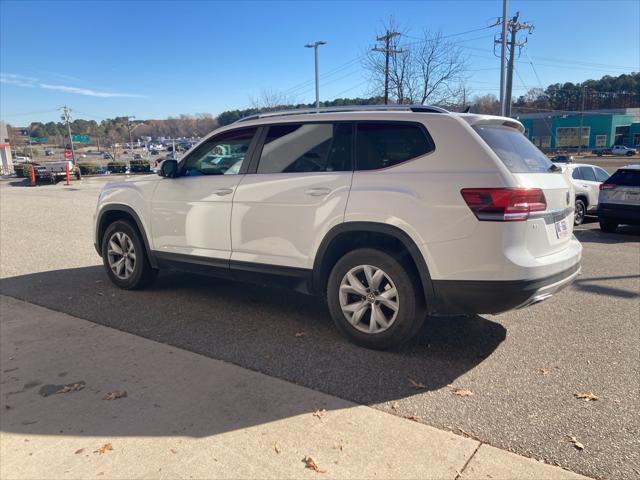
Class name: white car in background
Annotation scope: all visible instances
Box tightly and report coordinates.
[554,162,611,225]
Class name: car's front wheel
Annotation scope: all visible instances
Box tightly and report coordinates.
[574,199,586,225]
[102,220,157,289]
[327,248,426,350]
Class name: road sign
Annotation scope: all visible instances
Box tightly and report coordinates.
[71,134,90,144]
[64,150,73,159]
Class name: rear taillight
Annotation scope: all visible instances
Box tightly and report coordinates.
[461,188,547,222]
[599,183,616,190]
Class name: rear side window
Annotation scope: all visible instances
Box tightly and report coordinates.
[608,169,640,186]
[356,122,434,171]
[594,167,610,182]
[474,126,553,173]
[257,123,353,174]
[578,167,596,181]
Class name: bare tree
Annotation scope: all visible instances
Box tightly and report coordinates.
[365,21,468,105]
[249,88,297,111]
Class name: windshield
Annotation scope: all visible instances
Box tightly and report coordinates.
[474,126,553,174]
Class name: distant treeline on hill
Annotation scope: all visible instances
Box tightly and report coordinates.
[9,73,639,145]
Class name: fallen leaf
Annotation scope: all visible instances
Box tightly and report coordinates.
[56,383,85,394]
[303,456,326,473]
[274,443,281,454]
[539,368,549,376]
[405,415,423,422]
[93,443,113,455]
[312,409,326,420]
[333,443,343,451]
[567,435,584,450]
[103,390,127,401]
[74,448,84,455]
[408,378,426,389]
[390,401,399,410]
[574,392,598,401]
[170,449,177,454]
[294,332,307,338]
[449,386,474,397]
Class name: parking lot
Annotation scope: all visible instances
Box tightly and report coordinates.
[0,176,638,479]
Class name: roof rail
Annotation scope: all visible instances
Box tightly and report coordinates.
[234,104,449,123]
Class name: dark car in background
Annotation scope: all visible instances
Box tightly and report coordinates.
[598,164,640,232]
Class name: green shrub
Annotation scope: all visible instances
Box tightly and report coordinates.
[129,160,151,173]
[107,162,127,173]
[78,163,98,175]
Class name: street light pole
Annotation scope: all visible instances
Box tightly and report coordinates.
[305,41,326,111]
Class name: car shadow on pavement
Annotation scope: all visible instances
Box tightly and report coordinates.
[573,225,640,244]
[1,265,505,438]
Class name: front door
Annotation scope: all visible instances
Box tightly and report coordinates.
[150,127,259,260]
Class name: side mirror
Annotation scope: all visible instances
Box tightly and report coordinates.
[158,159,178,178]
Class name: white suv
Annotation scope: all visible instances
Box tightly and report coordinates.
[94,105,582,349]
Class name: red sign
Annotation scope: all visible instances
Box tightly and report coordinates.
[64,150,73,159]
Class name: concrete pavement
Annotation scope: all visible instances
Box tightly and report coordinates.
[0,295,588,479]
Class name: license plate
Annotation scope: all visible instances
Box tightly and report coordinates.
[555,218,569,239]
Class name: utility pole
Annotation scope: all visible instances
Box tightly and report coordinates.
[304,41,327,111]
[499,0,508,116]
[372,30,403,104]
[125,116,136,149]
[62,106,76,164]
[503,12,534,117]
[578,87,586,155]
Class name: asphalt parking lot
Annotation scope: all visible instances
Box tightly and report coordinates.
[1,177,638,479]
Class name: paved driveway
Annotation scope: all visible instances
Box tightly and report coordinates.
[1,178,638,479]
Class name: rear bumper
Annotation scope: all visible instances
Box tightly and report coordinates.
[598,203,640,225]
[432,262,581,315]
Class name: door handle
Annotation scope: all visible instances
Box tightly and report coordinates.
[582,184,590,188]
[304,187,331,196]
[214,188,234,196]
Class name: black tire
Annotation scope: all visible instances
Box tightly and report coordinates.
[626,151,634,157]
[574,199,586,226]
[75,170,82,180]
[597,151,603,157]
[101,219,157,289]
[599,217,618,233]
[326,248,426,350]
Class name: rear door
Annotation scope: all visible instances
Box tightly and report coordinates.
[473,125,573,256]
[601,168,640,206]
[573,166,600,207]
[231,122,354,269]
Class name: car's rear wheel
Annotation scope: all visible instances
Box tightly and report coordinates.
[626,151,634,156]
[599,217,618,233]
[102,220,157,289]
[327,248,425,350]
[574,199,586,225]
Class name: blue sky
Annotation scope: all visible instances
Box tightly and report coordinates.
[1,0,638,124]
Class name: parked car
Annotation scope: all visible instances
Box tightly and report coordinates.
[44,149,54,156]
[132,153,143,160]
[103,153,114,160]
[593,145,637,157]
[598,164,640,232]
[93,105,582,349]
[550,155,574,163]
[13,156,32,163]
[554,163,611,225]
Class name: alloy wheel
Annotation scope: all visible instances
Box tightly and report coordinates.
[107,232,136,280]
[338,265,399,334]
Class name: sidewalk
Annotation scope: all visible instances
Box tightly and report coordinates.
[0,295,588,480]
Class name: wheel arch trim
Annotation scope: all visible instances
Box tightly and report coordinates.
[312,222,436,309]
[95,204,157,268]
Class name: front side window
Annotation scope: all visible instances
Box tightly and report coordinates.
[257,122,353,174]
[356,122,434,170]
[183,127,257,176]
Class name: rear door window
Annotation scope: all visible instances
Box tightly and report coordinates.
[473,126,553,173]
[257,122,353,174]
[608,169,640,186]
[578,167,597,182]
[356,122,434,170]
[572,168,583,180]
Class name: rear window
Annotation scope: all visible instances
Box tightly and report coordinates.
[473,126,553,173]
[608,169,640,186]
